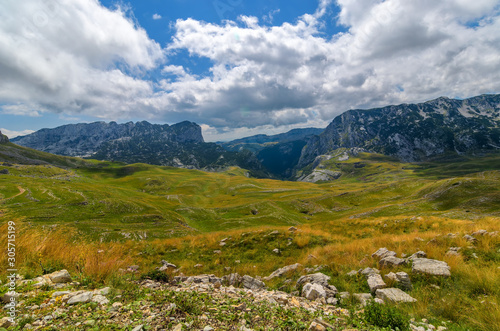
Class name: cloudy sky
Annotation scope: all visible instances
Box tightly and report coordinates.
[1,0,499,141]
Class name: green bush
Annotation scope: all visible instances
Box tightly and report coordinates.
[363,300,410,330]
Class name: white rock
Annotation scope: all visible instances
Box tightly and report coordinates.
[376,288,417,303]
[296,273,330,287]
[372,248,397,259]
[91,294,109,305]
[48,270,72,284]
[367,274,386,293]
[67,292,93,305]
[412,258,451,277]
[302,283,326,301]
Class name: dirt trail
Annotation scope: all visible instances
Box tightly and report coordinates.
[3,185,26,200]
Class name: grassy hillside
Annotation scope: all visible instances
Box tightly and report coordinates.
[0,144,499,329]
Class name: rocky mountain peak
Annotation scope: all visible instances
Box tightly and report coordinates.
[298,94,500,167]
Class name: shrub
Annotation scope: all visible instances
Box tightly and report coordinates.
[363,300,410,330]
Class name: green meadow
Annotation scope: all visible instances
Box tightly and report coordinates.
[1,142,499,329]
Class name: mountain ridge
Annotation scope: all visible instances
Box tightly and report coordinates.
[297,94,500,168]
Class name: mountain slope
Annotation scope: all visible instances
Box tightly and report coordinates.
[11,121,268,175]
[219,128,323,153]
[12,121,204,157]
[298,94,500,168]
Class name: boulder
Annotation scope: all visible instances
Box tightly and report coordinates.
[463,235,477,243]
[67,292,93,305]
[367,274,386,293]
[1,291,19,303]
[91,294,109,305]
[48,270,72,284]
[302,283,326,301]
[296,273,330,287]
[375,288,417,303]
[346,270,358,277]
[412,258,451,277]
[372,248,397,260]
[264,263,302,280]
[242,275,265,290]
[379,256,406,268]
[360,267,380,277]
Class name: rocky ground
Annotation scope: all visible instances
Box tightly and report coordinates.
[0,239,477,331]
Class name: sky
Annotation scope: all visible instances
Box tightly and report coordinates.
[1,0,500,141]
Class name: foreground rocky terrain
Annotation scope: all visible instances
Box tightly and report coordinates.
[2,240,485,330]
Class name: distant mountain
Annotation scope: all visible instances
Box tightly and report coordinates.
[0,130,8,144]
[219,127,323,179]
[298,94,500,168]
[12,121,267,175]
[219,128,323,153]
[12,121,203,157]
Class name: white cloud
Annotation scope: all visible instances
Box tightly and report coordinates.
[1,128,35,138]
[152,13,162,20]
[0,0,163,117]
[1,0,500,139]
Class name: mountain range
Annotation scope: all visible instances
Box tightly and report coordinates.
[9,93,500,179]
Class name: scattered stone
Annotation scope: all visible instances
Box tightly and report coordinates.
[173,323,183,331]
[412,258,451,277]
[376,288,417,303]
[91,294,109,305]
[346,270,358,277]
[213,250,221,254]
[360,267,380,277]
[272,248,280,254]
[48,269,72,283]
[203,326,214,331]
[302,283,326,301]
[242,275,265,290]
[472,230,488,236]
[264,263,302,280]
[288,226,297,232]
[1,291,20,303]
[0,317,13,328]
[67,292,93,305]
[194,264,203,268]
[379,256,406,268]
[308,321,326,331]
[367,274,386,293]
[131,325,144,331]
[296,273,330,287]
[463,235,477,243]
[372,248,397,260]
[446,247,461,256]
